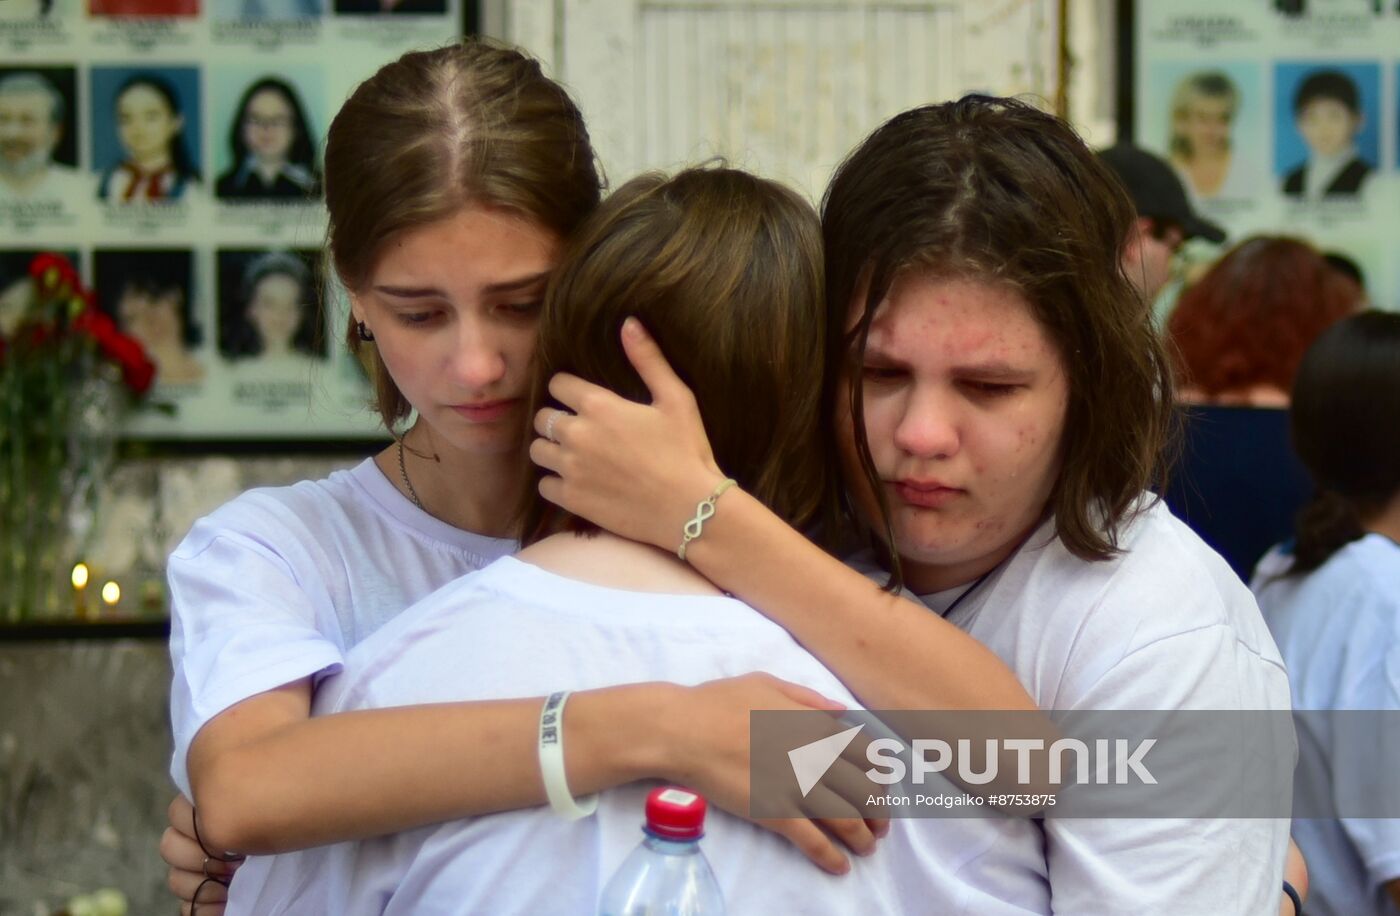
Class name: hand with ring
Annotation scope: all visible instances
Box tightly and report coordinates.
[542,407,569,444]
[529,317,727,552]
[160,794,243,916]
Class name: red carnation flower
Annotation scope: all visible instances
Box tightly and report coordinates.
[28,252,80,300]
[73,308,156,395]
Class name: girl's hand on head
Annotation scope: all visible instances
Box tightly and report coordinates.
[657,673,889,876]
[531,317,727,552]
[160,794,242,915]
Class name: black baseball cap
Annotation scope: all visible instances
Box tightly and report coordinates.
[1096,143,1227,244]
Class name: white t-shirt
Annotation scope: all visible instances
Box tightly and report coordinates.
[1254,535,1400,916]
[224,555,1054,916]
[166,457,514,796]
[858,499,1293,914]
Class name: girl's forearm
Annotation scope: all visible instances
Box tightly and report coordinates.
[682,489,1036,714]
[190,682,673,855]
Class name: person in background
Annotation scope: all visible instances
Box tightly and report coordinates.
[1169,236,1361,408]
[1323,251,1370,306]
[1097,142,1226,303]
[98,74,200,203]
[1162,235,1362,580]
[215,78,320,201]
[1282,70,1373,200]
[0,72,90,202]
[1253,311,1400,916]
[1168,70,1242,202]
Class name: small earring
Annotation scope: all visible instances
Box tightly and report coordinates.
[356,321,375,342]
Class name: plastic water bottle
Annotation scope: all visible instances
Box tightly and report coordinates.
[598,786,726,916]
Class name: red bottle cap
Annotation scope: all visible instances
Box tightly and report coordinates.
[644,786,707,840]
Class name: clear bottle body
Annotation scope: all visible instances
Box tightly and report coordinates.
[597,833,726,916]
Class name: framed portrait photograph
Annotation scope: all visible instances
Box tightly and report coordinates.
[0,67,86,207]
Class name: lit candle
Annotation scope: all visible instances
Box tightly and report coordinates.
[71,563,90,618]
[101,581,121,610]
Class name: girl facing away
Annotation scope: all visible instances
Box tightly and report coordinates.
[534,96,1295,914]
[162,42,1040,914]
[1253,311,1400,916]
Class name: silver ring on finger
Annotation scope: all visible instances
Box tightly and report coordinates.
[544,408,565,443]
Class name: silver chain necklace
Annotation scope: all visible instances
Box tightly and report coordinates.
[397,437,424,510]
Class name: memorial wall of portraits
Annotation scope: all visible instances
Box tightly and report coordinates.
[1,0,460,437]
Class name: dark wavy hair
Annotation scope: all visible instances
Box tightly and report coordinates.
[822,95,1176,583]
[227,77,320,185]
[1168,236,1361,399]
[1287,311,1400,573]
[116,74,199,182]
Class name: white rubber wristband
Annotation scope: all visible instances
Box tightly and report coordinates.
[538,691,598,820]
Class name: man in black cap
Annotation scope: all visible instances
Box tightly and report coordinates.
[1097,143,1227,301]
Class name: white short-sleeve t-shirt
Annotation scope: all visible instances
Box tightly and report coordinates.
[222,556,1055,916]
[166,457,514,796]
[857,498,1294,914]
[1254,534,1400,916]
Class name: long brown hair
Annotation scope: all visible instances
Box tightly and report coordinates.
[325,39,602,433]
[520,166,837,545]
[822,96,1176,584]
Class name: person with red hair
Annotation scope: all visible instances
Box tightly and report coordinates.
[1163,235,1364,580]
[1168,236,1362,406]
